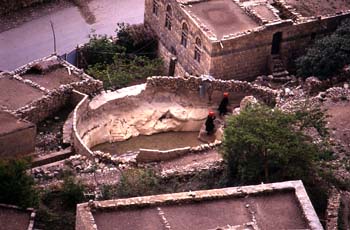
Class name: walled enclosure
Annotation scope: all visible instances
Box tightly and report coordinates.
[0,55,103,157]
[11,55,103,124]
[145,0,350,80]
[76,180,322,230]
[72,76,277,161]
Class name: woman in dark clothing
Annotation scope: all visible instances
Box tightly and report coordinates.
[218,92,229,116]
[205,111,216,135]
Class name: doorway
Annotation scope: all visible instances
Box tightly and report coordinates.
[271,32,282,54]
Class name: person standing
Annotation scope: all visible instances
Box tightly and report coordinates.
[205,111,216,135]
[218,92,229,116]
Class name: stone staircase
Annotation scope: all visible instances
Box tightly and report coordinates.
[109,119,129,142]
[269,54,290,82]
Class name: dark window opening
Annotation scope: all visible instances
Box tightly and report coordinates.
[165,5,172,30]
[152,0,159,16]
[194,37,201,63]
[181,23,188,47]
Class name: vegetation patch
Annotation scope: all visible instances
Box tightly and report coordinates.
[296,19,350,79]
[79,23,165,90]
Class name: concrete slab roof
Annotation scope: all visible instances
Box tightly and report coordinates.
[0,75,44,111]
[183,0,260,39]
[0,204,35,230]
[76,180,323,230]
[0,111,34,136]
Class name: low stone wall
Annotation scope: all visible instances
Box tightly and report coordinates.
[72,91,94,158]
[326,189,341,230]
[72,76,278,159]
[12,55,103,124]
[15,85,73,124]
[146,76,278,106]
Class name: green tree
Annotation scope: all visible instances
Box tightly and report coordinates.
[87,53,164,89]
[296,19,350,79]
[0,158,38,208]
[61,175,85,209]
[221,105,322,184]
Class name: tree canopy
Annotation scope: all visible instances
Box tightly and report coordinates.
[0,158,38,208]
[221,105,326,185]
[296,19,350,79]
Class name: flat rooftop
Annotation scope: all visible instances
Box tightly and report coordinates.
[77,181,322,230]
[0,75,44,110]
[0,111,34,136]
[285,0,350,17]
[94,191,307,230]
[184,0,259,39]
[21,66,81,90]
[0,205,33,230]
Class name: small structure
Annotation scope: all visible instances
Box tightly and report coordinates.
[145,0,350,80]
[0,111,36,158]
[0,203,35,230]
[76,180,322,230]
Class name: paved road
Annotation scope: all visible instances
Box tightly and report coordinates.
[0,0,144,71]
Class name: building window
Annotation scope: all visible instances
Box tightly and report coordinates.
[165,5,172,30]
[194,37,201,62]
[152,0,159,16]
[181,23,188,47]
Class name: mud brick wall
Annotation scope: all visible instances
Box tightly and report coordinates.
[145,0,212,76]
[0,125,36,158]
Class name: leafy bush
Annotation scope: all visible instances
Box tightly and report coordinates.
[116,23,158,59]
[80,23,164,89]
[0,158,38,208]
[61,176,85,208]
[117,168,160,198]
[221,105,325,184]
[79,35,123,67]
[296,19,350,79]
[87,54,164,89]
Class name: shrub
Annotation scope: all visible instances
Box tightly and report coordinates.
[221,105,325,184]
[117,168,160,198]
[0,158,38,208]
[80,23,164,89]
[296,19,350,79]
[61,176,85,208]
[87,54,164,89]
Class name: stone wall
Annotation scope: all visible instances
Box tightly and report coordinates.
[15,85,73,124]
[0,124,36,158]
[72,91,94,159]
[145,0,212,76]
[12,55,103,124]
[326,189,341,230]
[146,76,277,106]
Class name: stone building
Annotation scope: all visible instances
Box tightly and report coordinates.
[144,0,350,80]
[76,180,323,230]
